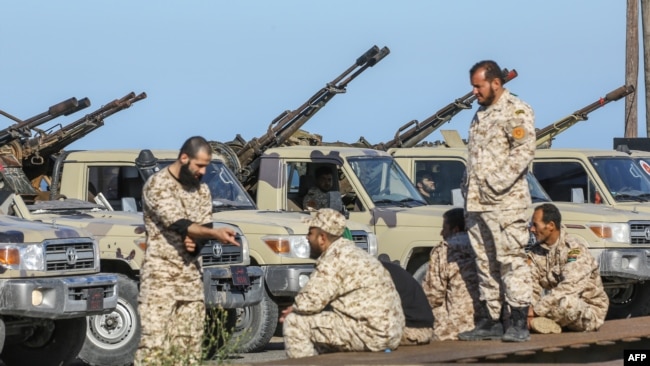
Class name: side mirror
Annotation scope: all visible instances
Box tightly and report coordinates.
[571,188,585,203]
[451,188,465,207]
[122,197,138,212]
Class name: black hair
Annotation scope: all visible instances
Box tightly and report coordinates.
[469,60,504,84]
[315,165,333,178]
[535,203,562,229]
[443,207,466,232]
[416,170,434,183]
[178,136,211,159]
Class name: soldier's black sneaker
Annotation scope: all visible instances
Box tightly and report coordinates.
[457,319,504,341]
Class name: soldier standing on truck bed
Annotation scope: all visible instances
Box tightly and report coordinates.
[527,203,609,334]
[135,136,239,366]
[280,208,404,358]
[459,60,536,343]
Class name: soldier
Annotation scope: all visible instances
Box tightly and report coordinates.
[423,207,481,340]
[134,136,239,366]
[415,170,437,204]
[459,60,536,342]
[280,208,404,358]
[302,166,342,210]
[527,203,609,334]
[379,256,434,346]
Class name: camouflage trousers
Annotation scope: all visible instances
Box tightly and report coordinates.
[400,326,433,346]
[540,294,607,332]
[283,311,399,358]
[466,209,532,319]
[134,299,205,366]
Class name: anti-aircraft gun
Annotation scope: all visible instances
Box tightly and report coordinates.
[209,45,390,191]
[536,84,634,148]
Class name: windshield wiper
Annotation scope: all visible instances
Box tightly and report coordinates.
[612,193,648,202]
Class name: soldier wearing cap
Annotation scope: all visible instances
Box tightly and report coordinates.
[280,208,404,358]
[527,203,608,334]
[460,60,536,343]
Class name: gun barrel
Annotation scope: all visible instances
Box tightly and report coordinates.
[377,68,518,149]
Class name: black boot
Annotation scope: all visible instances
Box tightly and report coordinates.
[458,302,503,341]
[502,306,530,342]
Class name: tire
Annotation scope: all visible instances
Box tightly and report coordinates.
[79,275,141,366]
[203,308,238,360]
[228,289,278,353]
[605,281,650,319]
[1,317,86,366]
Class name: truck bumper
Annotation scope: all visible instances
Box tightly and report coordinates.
[203,265,264,309]
[598,249,650,280]
[0,273,118,319]
[264,264,314,297]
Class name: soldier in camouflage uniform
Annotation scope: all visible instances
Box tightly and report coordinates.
[423,207,481,341]
[527,203,608,334]
[134,136,238,366]
[302,166,342,210]
[459,60,535,343]
[280,208,404,358]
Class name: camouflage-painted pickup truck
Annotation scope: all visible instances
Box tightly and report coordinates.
[0,192,117,366]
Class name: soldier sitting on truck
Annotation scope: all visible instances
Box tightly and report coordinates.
[302,165,343,211]
[527,203,609,334]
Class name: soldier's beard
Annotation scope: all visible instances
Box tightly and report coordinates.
[477,86,496,106]
[178,162,201,190]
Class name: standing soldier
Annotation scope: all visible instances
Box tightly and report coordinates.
[134,136,239,366]
[459,60,536,342]
[423,207,480,340]
[280,208,404,358]
[527,203,609,334]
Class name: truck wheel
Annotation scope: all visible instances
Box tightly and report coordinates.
[79,275,141,366]
[1,317,86,366]
[228,289,278,353]
[606,281,650,319]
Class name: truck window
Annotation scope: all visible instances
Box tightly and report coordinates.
[532,162,599,203]
[88,166,142,210]
[286,162,345,211]
[413,160,465,205]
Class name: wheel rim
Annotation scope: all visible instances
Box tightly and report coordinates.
[86,297,137,350]
[234,307,252,333]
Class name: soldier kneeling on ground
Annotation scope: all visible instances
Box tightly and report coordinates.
[527,203,609,334]
[280,208,404,358]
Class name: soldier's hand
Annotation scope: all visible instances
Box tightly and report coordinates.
[184,236,197,253]
[214,227,239,246]
[279,306,293,323]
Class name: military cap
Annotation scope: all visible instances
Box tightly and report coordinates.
[302,208,346,236]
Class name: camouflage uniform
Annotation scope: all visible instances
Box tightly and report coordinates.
[134,167,212,366]
[462,89,535,319]
[423,232,481,340]
[528,230,609,332]
[283,210,404,358]
[302,186,329,210]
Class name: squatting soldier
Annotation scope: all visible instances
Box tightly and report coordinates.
[460,60,536,342]
[280,208,404,358]
[423,207,481,340]
[527,203,609,334]
[135,136,238,366]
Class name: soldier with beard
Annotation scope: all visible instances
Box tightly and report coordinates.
[135,136,239,366]
[280,208,404,358]
[459,60,536,343]
[415,170,438,204]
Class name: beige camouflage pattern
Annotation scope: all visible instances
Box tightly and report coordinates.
[528,230,609,332]
[302,207,346,236]
[400,326,434,346]
[283,237,404,358]
[466,210,532,318]
[462,89,535,212]
[302,186,330,210]
[135,167,212,365]
[423,232,480,341]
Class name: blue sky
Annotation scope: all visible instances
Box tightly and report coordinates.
[1,1,642,152]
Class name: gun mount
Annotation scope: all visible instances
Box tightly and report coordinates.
[536,84,634,148]
[209,45,390,190]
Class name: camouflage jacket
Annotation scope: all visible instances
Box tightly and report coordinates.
[293,237,405,351]
[422,232,480,341]
[139,167,212,302]
[527,230,609,318]
[463,89,535,211]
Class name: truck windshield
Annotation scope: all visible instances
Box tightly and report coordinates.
[202,162,257,210]
[591,157,650,202]
[348,156,427,207]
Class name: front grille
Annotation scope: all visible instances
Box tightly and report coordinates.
[68,285,116,301]
[350,230,369,252]
[629,221,650,244]
[45,241,96,271]
[201,237,243,265]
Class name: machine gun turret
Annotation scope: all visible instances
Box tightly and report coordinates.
[536,84,635,148]
[371,68,518,150]
[211,45,390,189]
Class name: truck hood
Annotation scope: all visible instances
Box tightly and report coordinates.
[369,205,448,228]
[610,202,650,215]
[553,202,650,223]
[28,210,145,239]
[0,215,91,243]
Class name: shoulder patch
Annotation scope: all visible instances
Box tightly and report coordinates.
[512,126,526,140]
[515,109,526,115]
[567,248,580,262]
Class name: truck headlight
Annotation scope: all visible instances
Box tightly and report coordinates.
[0,244,45,271]
[262,235,310,259]
[587,223,630,243]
